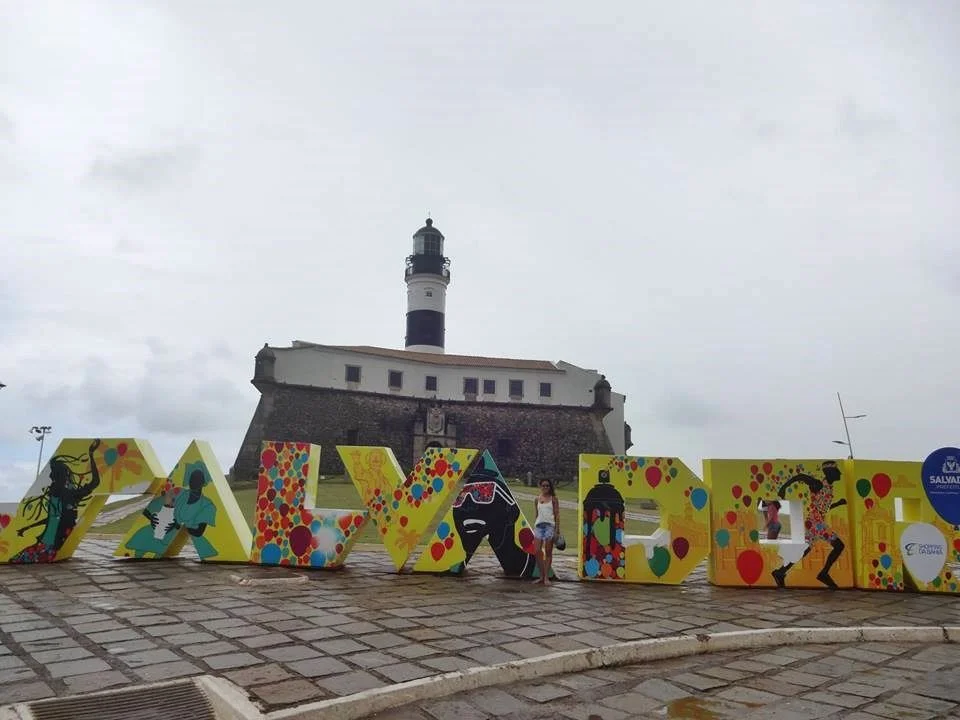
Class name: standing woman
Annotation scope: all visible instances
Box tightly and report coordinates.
[532,478,560,585]
[764,499,782,540]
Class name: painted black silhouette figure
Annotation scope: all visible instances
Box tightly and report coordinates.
[451,455,535,578]
[12,439,101,563]
[771,461,847,589]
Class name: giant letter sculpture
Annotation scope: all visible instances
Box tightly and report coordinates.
[0,438,165,563]
[115,440,253,563]
[413,450,543,578]
[705,459,854,589]
[251,441,369,569]
[847,458,960,593]
[578,454,710,584]
[338,446,477,571]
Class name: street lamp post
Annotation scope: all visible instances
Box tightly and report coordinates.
[29,425,52,482]
[832,393,865,459]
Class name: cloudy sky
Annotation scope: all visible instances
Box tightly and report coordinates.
[1,1,958,500]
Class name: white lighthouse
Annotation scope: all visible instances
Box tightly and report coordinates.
[404,218,450,353]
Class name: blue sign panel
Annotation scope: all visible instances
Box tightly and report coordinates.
[921,447,960,526]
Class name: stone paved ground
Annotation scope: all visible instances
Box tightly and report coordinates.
[0,539,958,713]
[372,642,960,720]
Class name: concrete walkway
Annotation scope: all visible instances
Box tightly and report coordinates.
[0,539,958,714]
[371,641,960,719]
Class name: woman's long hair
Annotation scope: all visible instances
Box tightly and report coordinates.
[539,478,556,496]
[21,454,92,522]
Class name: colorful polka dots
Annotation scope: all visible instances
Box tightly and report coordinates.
[252,442,368,569]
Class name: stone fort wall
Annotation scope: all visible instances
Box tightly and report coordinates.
[232,382,614,483]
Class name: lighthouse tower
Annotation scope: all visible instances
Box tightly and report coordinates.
[404,218,450,353]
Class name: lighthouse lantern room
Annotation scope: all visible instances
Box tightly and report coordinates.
[404,218,450,353]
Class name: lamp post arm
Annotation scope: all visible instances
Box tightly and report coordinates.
[837,392,854,459]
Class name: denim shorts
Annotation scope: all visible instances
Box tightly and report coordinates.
[533,523,555,541]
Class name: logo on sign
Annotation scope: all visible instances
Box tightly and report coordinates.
[899,522,947,585]
[903,542,945,558]
[921,447,960,526]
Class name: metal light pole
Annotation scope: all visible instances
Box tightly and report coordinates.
[30,426,52,482]
[832,393,865,459]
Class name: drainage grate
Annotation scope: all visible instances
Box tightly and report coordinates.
[28,679,215,720]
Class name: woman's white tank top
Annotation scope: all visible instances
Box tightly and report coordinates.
[536,498,555,526]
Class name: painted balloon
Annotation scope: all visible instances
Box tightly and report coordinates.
[855,478,871,498]
[690,487,708,511]
[672,537,690,560]
[715,529,730,549]
[649,546,671,577]
[288,525,312,557]
[736,549,764,585]
[871,473,892,499]
[645,466,662,488]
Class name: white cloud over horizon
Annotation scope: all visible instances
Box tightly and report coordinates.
[1,1,958,500]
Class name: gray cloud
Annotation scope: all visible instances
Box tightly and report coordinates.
[6,342,253,443]
[836,96,900,139]
[0,1,957,496]
[654,391,730,430]
[88,146,196,191]
[0,110,13,140]
[134,342,252,435]
[0,461,34,505]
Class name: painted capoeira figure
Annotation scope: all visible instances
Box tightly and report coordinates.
[772,461,847,589]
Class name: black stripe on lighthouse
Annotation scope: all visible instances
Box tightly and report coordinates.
[405,310,445,349]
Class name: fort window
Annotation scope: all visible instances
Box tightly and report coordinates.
[509,379,524,399]
[388,370,403,389]
[425,375,438,391]
[539,382,552,398]
[463,377,479,395]
[496,438,513,457]
[345,365,361,383]
[425,289,433,297]
[483,379,496,395]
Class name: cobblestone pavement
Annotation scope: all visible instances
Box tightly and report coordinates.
[0,539,958,714]
[372,642,960,720]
